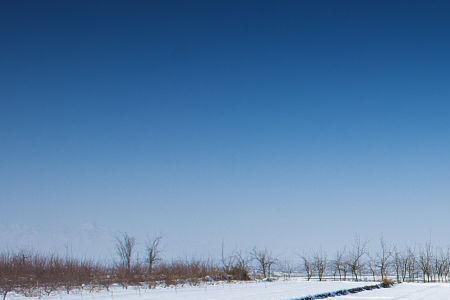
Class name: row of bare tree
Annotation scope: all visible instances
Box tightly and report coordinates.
[0,252,108,300]
[0,233,250,300]
[0,250,237,300]
[299,237,450,284]
[1,234,449,299]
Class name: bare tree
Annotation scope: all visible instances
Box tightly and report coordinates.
[115,233,136,272]
[399,250,410,282]
[220,243,250,281]
[392,248,402,283]
[313,251,327,281]
[0,253,18,300]
[220,241,236,275]
[348,236,367,281]
[376,237,392,281]
[406,247,417,282]
[333,249,346,281]
[251,248,277,279]
[145,236,162,275]
[368,255,377,282]
[232,249,251,280]
[425,243,434,282]
[443,249,450,282]
[418,242,433,282]
[342,259,350,281]
[434,248,448,283]
[281,260,294,280]
[301,255,314,281]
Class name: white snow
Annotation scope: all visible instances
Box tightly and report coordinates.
[340,283,450,300]
[7,280,370,300]
[9,281,450,300]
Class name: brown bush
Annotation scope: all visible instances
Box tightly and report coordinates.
[382,278,395,287]
[0,250,250,298]
[0,252,110,298]
[227,265,250,281]
[152,259,229,286]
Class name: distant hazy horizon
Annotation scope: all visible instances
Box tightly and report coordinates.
[2,1,450,259]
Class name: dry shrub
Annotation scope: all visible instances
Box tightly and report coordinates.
[153,259,229,286]
[0,251,250,298]
[227,265,250,281]
[382,278,395,287]
[0,251,109,298]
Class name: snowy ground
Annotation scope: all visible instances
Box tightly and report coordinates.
[7,280,371,300]
[9,281,450,300]
[341,283,450,300]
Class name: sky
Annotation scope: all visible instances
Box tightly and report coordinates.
[1,1,450,260]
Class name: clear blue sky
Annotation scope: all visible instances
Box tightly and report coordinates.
[1,1,450,259]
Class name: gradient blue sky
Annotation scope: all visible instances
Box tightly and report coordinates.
[1,1,450,259]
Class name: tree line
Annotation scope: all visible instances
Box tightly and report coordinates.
[1,234,449,299]
[299,237,450,284]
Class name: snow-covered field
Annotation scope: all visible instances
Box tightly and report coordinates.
[8,281,450,300]
[7,280,371,300]
[341,283,450,300]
